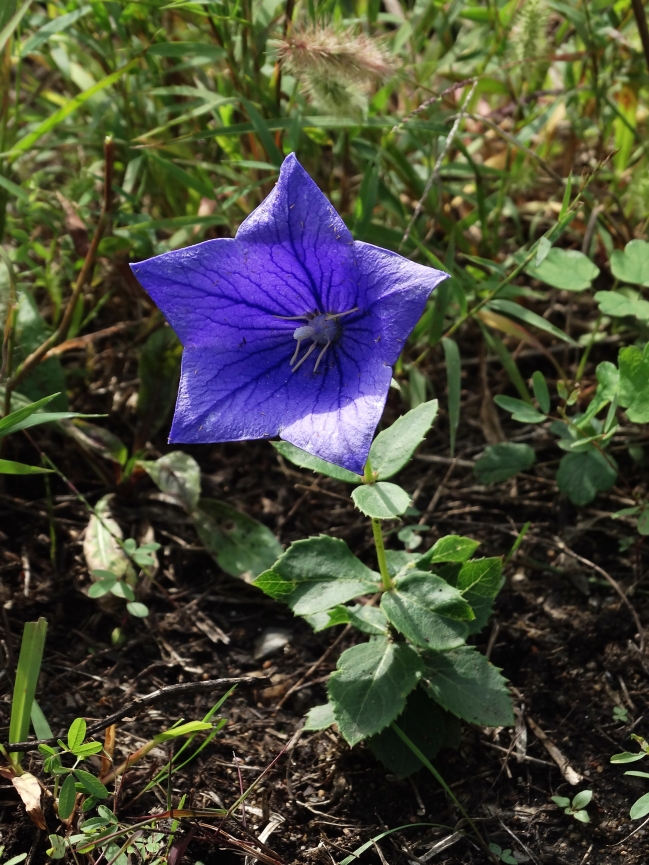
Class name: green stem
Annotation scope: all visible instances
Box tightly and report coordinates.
[372,519,392,591]
[391,723,496,862]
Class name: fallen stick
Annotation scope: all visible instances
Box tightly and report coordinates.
[526,716,583,785]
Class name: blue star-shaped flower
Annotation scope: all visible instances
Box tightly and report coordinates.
[130,154,448,474]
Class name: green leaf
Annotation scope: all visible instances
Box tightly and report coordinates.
[556,450,617,506]
[525,248,600,291]
[594,289,649,321]
[457,557,503,598]
[83,496,128,579]
[141,451,201,511]
[611,751,646,763]
[64,420,128,467]
[572,809,590,823]
[0,393,58,437]
[304,703,336,731]
[618,344,649,423]
[473,442,536,484]
[346,604,389,635]
[368,688,461,778]
[572,790,593,810]
[110,581,135,601]
[442,338,461,456]
[9,617,48,761]
[351,482,411,519]
[494,395,547,424]
[192,498,283,579]
[417,535,480,565]
[535,236,552,267]
[153,721,213,742]
[148,41,226,59]
[368,400,438,480]
[73,769,108,800]
[87,578,116,598]
[136,329,181,438]
[57,773,77,821]
[328,639,423,745]
[381,571,472,650]
[126,602,149,618]
[551,796,571,808]
[0,459,52,475]
[532,371,551,413]
[253,536,379,615]
[67,718,87,752]
[20,5,93,57]
[421,646,514,727]
[610,239,649,286]
[0,0,31,55]
[271,441,360,482]
[488,298,578,345]
[630,792,649,820]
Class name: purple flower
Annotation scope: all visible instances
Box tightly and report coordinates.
[130,154,448,474]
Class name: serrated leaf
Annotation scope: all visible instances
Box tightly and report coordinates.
[57,773,77,821]
[594,289,649,321]
[141,451,201,511]
[368,688,461,778]
[457,557,503,598]
[192,498,282,580]
[328,639,423,745]
[610,239,649,286]
[556,450,617,506]
[352,482,411,519]
[618,344,649,423]
[525,248,600,291]
[494,395,547,424]
[421,646,514,727]
[73,770,108,800]
[417,535,480,566]
[473,442,536,484]
[304,703,336,731]
[83,495,128,579]
[381,572,472,650]
[368,400,438,480]
[272,441,361,483]
[253,536,379,615]
[67,718,86,752]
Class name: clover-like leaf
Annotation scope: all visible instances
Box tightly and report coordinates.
[556,450,617,506]
[525,248,600,291]
[328,638,423,745]
[351,482,411,519]
[610,239,649,286]
[473,442,536,484]
[618,344,649,423]
[594,289,649,321]
[368,400,439,480]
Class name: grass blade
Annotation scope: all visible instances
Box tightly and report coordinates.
[0,0,32,55]
[9,618,48,762]
[442,337,461,457]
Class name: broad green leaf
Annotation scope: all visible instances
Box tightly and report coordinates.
[272,441,360,483]
[386,549,420,575]
[352,482,411,519]
[192,498,283,580]
[304,703,336,731]
[618,344,649,423]
[488,299,578,345]
[368,688,461,778]
[136,329,181,437]
[594,290,649,321]
[551,796,571,808]
[572,790,593,810]
[252,536,379,615]
[442,338,461,456]
[473,442,536,484]
[532,371,551,414]
[556,450,617,506]
[535,236,552,267]
[610,239,649,286]
[347,604,389,635]
[422,647,514,726]
[456,557,503,598]
[73,770,108,800]
[328,639,423,745]
[610,751,646,763]
[630,792,649,820]
[368,400,438,480]
[88,578,117,598]
[67,718,87,752]
[110,581,135,601]
[525,248,600,291]
[0,459,52,475]
[83,495,129,579]
[417,535,480,566]
[381,571,472,650]
[57,773,77,821]
[141,451,201,511]
[126,602,149,618]
[494,394,547,424]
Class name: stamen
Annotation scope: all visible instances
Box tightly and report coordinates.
[325,307,358,321]
[313,341,331,372]
[274,313,314,321]
[291,341,317,372]
[290,339,304,366]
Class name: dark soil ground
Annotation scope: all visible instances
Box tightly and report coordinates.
[1,336,648,865]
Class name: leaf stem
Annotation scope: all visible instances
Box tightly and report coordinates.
[371,518,392,591]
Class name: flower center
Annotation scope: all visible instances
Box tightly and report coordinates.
[275,307,358,373]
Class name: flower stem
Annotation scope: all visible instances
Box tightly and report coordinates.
[372,518,392,591]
